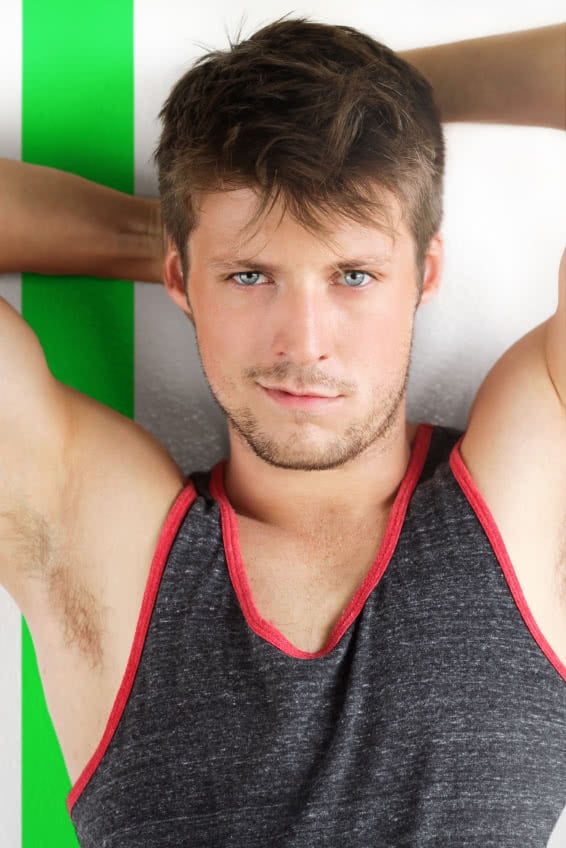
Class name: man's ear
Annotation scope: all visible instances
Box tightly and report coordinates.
[418,232,444,307]
[162,236,195,322]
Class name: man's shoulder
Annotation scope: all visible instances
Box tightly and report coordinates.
[23,382,187,663]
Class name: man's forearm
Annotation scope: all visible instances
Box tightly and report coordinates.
[400,23,565,131]
[0,157,163,283]
[3,25,561,288]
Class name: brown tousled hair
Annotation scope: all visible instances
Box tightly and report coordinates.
[153,14,445,305]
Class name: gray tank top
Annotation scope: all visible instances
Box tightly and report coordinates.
[66,423,566,846]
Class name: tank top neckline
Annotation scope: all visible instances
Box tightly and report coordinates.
[208,422,435,659]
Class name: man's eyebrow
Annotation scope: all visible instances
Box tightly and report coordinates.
[208,254,392,272]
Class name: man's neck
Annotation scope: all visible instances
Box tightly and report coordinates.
[223,420,419,535]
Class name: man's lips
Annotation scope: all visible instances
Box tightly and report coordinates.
[260,383,339,398]
[260,385,344,409]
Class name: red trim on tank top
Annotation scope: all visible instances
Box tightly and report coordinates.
[450,435,566,683]
[209,422,434,660]
[66,478,199,818]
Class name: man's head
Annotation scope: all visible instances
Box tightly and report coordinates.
[156,14,445,472]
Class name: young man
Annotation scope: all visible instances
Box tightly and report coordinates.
[0,20,564,847]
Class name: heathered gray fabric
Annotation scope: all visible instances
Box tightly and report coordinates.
[69,423,566,846]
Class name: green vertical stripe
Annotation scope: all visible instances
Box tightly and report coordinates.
[21,1,134,843]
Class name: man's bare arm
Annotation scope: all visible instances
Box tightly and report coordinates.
[1,25,561,286]
[399,23,565,131]
[0,157,164,282]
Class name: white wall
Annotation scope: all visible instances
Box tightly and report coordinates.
[0,1,22,845]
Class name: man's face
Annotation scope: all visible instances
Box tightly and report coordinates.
[165,187,441,471]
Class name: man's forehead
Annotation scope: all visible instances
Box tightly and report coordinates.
[194,188,401,259]
[195,185,401,233]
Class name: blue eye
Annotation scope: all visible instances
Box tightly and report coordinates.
[228,270,374,288]
[230,272,264,286]
[342,271,373,288]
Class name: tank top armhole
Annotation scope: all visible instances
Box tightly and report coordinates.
[66,477,199,818]
[449,435,566,683]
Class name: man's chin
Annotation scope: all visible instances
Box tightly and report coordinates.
[234,428,370,473]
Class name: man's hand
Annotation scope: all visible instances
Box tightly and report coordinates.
[147,197,168,284]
